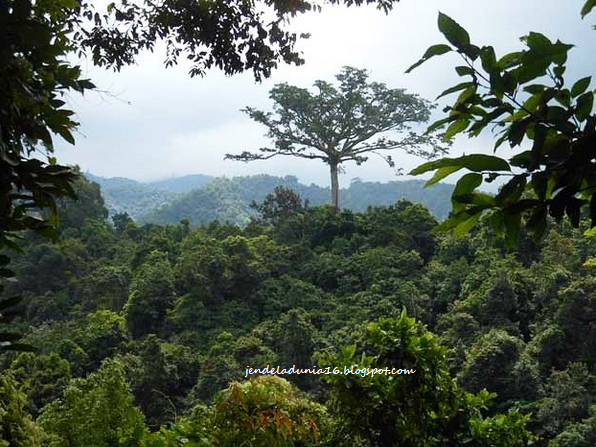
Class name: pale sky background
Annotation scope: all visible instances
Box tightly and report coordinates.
[56,0,596,187]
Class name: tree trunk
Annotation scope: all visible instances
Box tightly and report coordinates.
[329,162,339,211]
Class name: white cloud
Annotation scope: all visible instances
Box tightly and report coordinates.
[55,0,595,185]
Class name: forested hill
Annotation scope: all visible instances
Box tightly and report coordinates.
[84,173,214,221]
[138,175,454,226]
[5,175,596,446]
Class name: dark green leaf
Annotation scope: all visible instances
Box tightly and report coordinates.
[530,125,547,170]
[454,211,483,237]
[575,92,594,121]
[566,198,584,227]
[480,47,497,74]
[443,119,470,140]
[491,211,505,237]
[452,173,483,212]
[405,44,452,73]
[498,51,522,69]
[503,199,540,215]
[508,119,530,147]
[438,12,471,49]
[426,165,462,186]
[436,82,475,100]
[455,66,474,77]
[453,192,495,207]
[504,213,521,248]
[523,84,547,94]
[532,172,549,201]
[581,0,596,17]
[527,205,548,241]
[555,89,571,107]
[571,76,591,97]
[495,175,526,205]
[426,117,454,134]
[410,154,510,176]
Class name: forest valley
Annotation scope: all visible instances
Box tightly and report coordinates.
[2,177,596,447]
[3,0,596,445]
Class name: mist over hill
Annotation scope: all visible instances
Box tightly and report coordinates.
[141,175,453,226]
[86,173,453,226]
[84,173,214,220]
[86,172,454,226]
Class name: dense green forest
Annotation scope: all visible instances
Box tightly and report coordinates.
[3,176,596,446]
[3,0,596,445]
[91,173,454,225]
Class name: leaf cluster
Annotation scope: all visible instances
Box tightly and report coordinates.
[407,8,596,247]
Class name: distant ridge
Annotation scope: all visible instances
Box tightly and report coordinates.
[86,172,454,226]
[84,172,215,220]
[84,172,214,193]
[140,175,454,227]
[146,174,214,193]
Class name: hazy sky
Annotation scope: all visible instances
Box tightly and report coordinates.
[56,0,595,186]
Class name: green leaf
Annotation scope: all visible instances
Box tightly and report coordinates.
[452,173,483,212]
[453,173,483,197]
[410,154,510,176]
[575,92,594,121]
[480,47,497,74]
[531,172,549,201]
[57,128,76,145]
[426,117,453,134]
[508,119,530,147]
[455,66,474,77]
[524,32,553,54]
[496,176,527,204]
[454,212,483,237]
[405,44,452,73]
[566,198,585,227]
[433,211,471,232]
[504,213,521,248]
[443,119,469,140]
[426,165,462,186]
[454,192,496,207]
[436,82,474,100]
[523,84,547,94]
[503,199,540,215]
[581,0,596,17]
[456,86,477,105]
[555,89,571,107]
[491,211,505,237]
[498,51,522,69]
[527,205,548,241]
[438,12,470,49]
[571,76,591,97]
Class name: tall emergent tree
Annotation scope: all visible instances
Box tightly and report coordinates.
[1,0,400,348]
[1,0,403,252]
[227,66,447,209]
[406,3,596,246]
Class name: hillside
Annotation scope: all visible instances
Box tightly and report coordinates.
[4,174,593,446]
[142,175,454,226]
[83,173,212,220]
[146,174,214,193]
